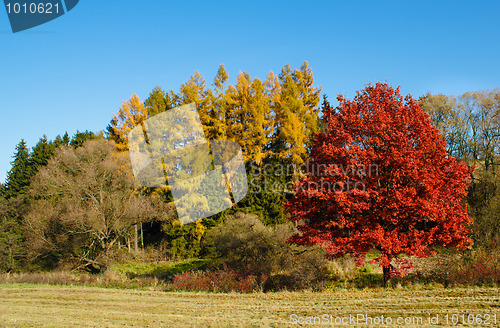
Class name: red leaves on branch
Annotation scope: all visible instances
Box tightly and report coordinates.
[286,83,474,279]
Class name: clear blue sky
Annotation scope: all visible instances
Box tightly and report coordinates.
[1,0,499,182]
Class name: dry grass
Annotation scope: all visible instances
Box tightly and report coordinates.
[0,271,165,290]
[0,284,499,327]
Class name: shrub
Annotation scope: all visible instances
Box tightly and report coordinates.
[204,212,329,291]
[448,250,500,286]
[322,255,384,288]
[204,212,285,276]
[169,266,258,293]
[400,248,500,287]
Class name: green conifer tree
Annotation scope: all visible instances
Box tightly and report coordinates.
[70,130,101,148]
[144,86,175,117]
[27,135,53,181]
[4,140,30,198]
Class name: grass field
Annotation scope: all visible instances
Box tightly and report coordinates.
[0,284,499,327]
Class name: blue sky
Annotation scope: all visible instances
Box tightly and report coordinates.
[1,0,499,182]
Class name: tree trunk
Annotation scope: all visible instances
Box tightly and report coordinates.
[140,223,144,249]
[134,224,138,252]
[383,265,391,287]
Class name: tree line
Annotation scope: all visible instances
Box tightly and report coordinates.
[0,63,498,276]
[0,62,323,272]
[419,91,500,246]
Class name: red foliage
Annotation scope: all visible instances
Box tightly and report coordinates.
[170,266,258,293]
[286,83,474,279]
[449,254,500,285]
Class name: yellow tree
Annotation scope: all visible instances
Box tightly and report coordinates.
[249,76,275,163]
[225,72,274,163]
[175,71,215,139]
[107,94,148,151]
[210,64,229,140]
[272,62,321,165]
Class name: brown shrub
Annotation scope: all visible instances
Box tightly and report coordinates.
[403,248,500,287]
[169,266,258,293]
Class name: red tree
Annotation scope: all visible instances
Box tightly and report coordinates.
[286,83,474,283]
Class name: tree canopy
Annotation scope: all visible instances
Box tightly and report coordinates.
[25,139,169,271]
[286,83,474,281]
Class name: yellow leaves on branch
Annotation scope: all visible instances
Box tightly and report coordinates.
[109,93,148,151]
[108,62,322,167]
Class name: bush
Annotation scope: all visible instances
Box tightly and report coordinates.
[448,250,500,286]
[203,212,328,291]
[204,212,284,275]
[322,255,384,288]
[400,248,500,287]
[169,266,258,293]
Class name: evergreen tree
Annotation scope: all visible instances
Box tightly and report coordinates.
[27,135,53,179]
[52,132,70,149]
[144,86,174,117]
[4,140,30,198]
[62,132,70,146]
[0,183,5,198]
[0,196,26,272]
[70,130,101,148]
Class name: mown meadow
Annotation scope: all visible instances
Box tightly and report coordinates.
[1,284,499,327]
